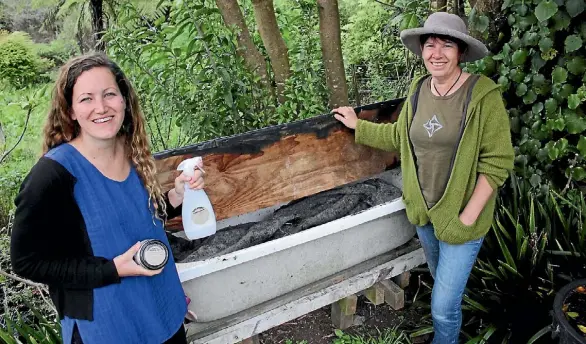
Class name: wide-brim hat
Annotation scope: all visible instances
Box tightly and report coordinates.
[399,12,488,63]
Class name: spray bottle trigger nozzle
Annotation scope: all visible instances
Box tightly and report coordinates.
[177,157,204,177]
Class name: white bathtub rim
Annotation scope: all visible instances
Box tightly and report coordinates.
[176,197,407,282]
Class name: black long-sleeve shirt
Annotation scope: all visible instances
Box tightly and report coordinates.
[10,157,181,320]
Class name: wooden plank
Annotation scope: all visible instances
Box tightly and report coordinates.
[364,283,385,306]
[154,99,404,230]
[379,279,405,310]
[185,239,425,344]
[331,295,357,329]
[336,294,358,315]
[393,271,410,289]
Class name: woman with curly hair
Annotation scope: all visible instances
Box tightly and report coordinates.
[10,53,203,344]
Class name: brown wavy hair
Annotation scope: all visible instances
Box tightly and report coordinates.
[42,52,167,219]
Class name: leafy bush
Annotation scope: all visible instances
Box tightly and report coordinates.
[0,85,50,227]
[0,302,61,344]
[459,1,586,339]
[340,0,395,66]
[1,221,60,344]
[0,171,21,228]
[462,175,557,343]
[468,0,586,190]
[35,38,78,68]
[0,31,53,87]
[105,0,328,152]
[333,327,412,344]
[341,0,427,105]
[461,173,585,343]
[274,0,329,120]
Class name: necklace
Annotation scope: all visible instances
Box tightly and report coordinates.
[432,69,463,96]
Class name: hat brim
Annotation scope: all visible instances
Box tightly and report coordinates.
[400,27,488,63]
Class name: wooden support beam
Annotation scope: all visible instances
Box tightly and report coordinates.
[185,241,425,344]
[237,335,260,344]
[393,271,410,289]
[331,294,357,329]
[364,283,385,305]
[379,279,405,310]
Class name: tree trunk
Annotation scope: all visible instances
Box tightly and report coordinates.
[431,0,448,11]
[251,0,291,103]
[317,0,349,108]
[450,0,466,18]
[215,0,270,91]
[468,0,507,53]
[89,0,105,51]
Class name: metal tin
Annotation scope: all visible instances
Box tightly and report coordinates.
[133,239,169,270]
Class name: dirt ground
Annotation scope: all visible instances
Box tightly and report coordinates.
[258,272,432,344]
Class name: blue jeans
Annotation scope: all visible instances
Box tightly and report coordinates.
[416,223,484,344]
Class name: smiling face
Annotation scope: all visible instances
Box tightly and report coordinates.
[421,36,463,80]
[70,66,126,143]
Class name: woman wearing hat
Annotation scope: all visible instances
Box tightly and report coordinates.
[333,12,514,343]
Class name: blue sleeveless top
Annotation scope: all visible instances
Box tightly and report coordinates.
[46,143,186,344]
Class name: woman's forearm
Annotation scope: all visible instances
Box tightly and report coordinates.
[459,174,494,225]
[167,189,183,208]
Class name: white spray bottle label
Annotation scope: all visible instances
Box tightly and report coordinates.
[177,157,217,240]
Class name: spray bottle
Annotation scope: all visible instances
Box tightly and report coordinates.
[177,157,217,240]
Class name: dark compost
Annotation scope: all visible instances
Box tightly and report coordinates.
[167,178,401,263]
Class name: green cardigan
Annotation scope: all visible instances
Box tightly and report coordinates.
[355,74,515,244]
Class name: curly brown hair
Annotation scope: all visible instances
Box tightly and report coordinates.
[42,52,167,219]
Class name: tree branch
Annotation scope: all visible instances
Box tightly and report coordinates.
[2,287,8,317]
[372,0,394,8]
[0,106,31,165]
[0,269,58,318]
[36,286,58,316]
[0,268,45,289]
[468,0,478,8]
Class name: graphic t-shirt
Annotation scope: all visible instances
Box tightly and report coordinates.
[409,76,475,208]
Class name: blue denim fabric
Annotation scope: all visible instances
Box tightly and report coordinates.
[416,223,484,344]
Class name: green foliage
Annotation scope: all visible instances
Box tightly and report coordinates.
[340,0,394,66]
[105,0,329,152]
[0,302,61,344]
[105,1,269,151]
[1,221,60,344]
[469,0,586,190]
[360,63,413,103]
[272,0,329,119]
[0,31,53,87]
[461,174,586,343]
[35,38,78,67]
[388,0,431,32]
[340,0,427,105]
[333,327,412,344]
[0,84,50,227]
[548,187,586,273]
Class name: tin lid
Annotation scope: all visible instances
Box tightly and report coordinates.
[138,239,169,270]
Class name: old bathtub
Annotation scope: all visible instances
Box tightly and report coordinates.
[153,98,416,323]
[175,169,414,322]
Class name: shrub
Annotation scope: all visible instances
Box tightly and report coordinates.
[0,31,53,87]
[461,173,586,343]
[35,38,78,67]
[468,0,586,191]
